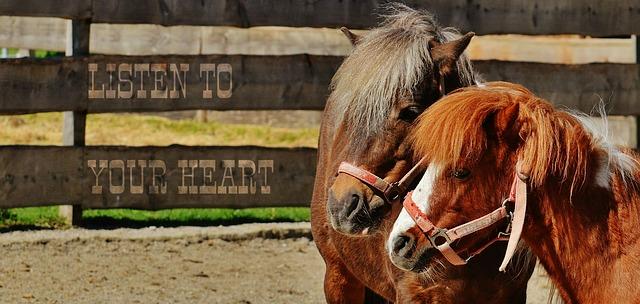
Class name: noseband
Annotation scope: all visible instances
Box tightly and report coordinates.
[337,158,426,204]
[403,173,528,271]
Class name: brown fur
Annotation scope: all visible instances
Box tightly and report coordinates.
[407,81,640,303]
[411,81,593,191]
[312,5,534,303]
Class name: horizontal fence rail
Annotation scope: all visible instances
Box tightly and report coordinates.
[0,56,638,115]
[0,0,638,35]
[0,55,341,113]
[0,0,638,216]
[0,146,317,209]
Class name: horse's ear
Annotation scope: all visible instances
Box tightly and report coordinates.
[429,32,475,74]
[340,27,361,46]
[493,103,521,146]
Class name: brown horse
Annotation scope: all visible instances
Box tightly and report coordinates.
[311,5,534,303]
[393,81,640,303]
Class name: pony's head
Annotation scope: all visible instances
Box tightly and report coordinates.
[387,81,638,271]
[327,4,476,235]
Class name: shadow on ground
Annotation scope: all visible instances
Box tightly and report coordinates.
[78,216,304,230]
[0,225,58,233]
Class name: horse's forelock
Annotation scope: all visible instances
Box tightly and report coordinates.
[409,84,513,170]
[329,4,476,152]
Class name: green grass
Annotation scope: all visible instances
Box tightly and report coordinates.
[83,207,309,224]
[0,207,310,229]
[0,207,67,229]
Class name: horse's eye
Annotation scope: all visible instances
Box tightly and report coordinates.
[398,106,424,122]
[453,168,471,180]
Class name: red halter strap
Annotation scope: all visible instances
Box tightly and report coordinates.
[337,157,426,203]
[402,173,527,269]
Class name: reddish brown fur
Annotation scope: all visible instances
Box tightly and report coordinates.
[312,6,534,303]
[411,81,592,191]
[408,81,640,303]
[313,40,532,304]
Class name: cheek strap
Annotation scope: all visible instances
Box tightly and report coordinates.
[402,173,528,271]
[498,175,527,272]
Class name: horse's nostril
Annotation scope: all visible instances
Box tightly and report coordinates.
[351,194,360,205]
[393,235,409,253]
[345,193,361,217]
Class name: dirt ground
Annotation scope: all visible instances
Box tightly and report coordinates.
[0,223,555,304]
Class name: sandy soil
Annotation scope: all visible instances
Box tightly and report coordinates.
[0,223,555,304]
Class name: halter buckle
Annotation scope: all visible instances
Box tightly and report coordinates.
[499,199,515,238]
[428,228,452,248]
[384,183,402,202]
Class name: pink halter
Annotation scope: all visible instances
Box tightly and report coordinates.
[402,173,528,271]
[337,158,426,204]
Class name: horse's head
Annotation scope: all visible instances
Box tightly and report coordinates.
[326,5,476,235]
[388,82,537,271]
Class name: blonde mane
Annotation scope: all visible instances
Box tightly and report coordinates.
[410,82,638,191]
[330,3,475,148]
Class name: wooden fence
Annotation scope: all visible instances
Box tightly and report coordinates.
[0,1,639,222]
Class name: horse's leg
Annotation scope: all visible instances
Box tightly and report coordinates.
[324,262,366,304]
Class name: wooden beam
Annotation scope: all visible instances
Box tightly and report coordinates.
[0,54,342,113]
[0,146,317,210]
[0,0,638,36]
[468,35,636,64]
[0,0,91,19]
[474,61,640,116]
[60,19,90,226]
[0,55,639,115]
[2,17,636,62]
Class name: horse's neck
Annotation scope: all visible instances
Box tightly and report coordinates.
[524,177,640,303]
[312,99,342,203]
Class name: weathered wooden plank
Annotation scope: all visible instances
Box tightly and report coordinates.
[468,35,636,64]
[87,0,640,36]
[0,147,84,206]
[0,55,638,115]
[474,61,640,115]
[0,54,342,113]
[0,146,317,209]
[0,0,638,36]
[3,16,636,62]
[0,0,91,20]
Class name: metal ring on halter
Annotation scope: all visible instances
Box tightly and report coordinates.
[384,183,403,202]
[428,228,452,248]
[499,199,514,238]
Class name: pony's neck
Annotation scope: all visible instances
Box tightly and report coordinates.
[523,170,640,303]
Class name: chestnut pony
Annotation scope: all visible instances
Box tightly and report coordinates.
[392,81,640,303]
[311,5,534,303]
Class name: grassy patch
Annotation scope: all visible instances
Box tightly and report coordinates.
[0,207,67,229]
[0,112,318,147]
[82,207,310,228]
[0,207,310,230]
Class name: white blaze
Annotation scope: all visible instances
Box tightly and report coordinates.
[387,164,439,254]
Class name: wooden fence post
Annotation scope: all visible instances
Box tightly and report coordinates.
[59,19,90,226]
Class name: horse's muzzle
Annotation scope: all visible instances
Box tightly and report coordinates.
[327,187,383,235]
